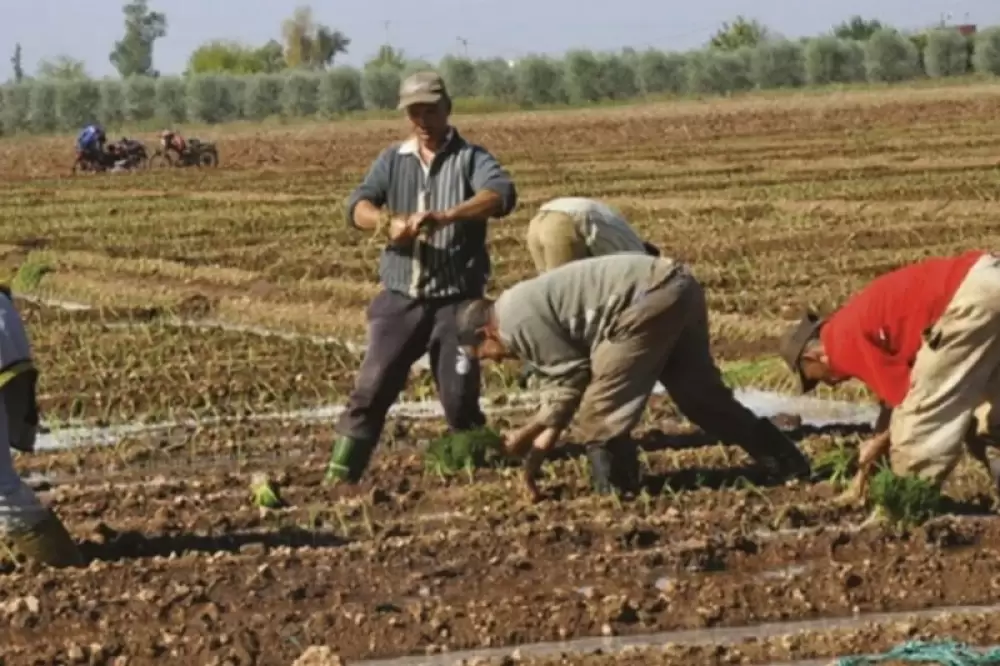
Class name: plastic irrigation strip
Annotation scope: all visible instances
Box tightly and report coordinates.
[835,640,1000,665]
[27,386,876,453]
[29,397,540,452]
[352,605,1000,666]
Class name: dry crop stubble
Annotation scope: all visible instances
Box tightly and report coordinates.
[2,84,1000,664]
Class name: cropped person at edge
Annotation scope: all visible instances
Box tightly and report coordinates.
[326,71,518,483]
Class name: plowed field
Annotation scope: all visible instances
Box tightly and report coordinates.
[3,84,1000,665]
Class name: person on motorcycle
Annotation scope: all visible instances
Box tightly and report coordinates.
[160,129,187,159]
[76,124,106,165]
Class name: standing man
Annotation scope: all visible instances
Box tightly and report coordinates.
[778,249,1000,500]
[456,254,811,501]
[327,71,518,483]
[525,197,660,274]
[0,286,83,567]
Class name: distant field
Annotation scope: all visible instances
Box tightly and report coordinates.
[2,82,1000,665]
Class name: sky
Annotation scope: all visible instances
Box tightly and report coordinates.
[4,0,999,79]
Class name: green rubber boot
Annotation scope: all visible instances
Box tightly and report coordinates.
[325,435,377,484]
[7,509,84,568]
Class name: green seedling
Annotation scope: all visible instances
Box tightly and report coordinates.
[360,501,376,537]
[637,449,654,476]
[0,540,20,569]
[11,256,53,293]
[249,472,285,509]
[867,463,943,527]
[333,506,350,537]
[734,476,774,508]
[812,442,857,489]
[639,488,654,513]
[424,426,504,476]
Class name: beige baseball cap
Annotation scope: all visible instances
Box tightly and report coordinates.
[398,71,449,110]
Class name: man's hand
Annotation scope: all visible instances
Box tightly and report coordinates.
[503,426,561,503]
[836,430,891,506]
[387,216,417,244]
[405,210,453,238]
[503,421,545,458]
[858,430,891,468]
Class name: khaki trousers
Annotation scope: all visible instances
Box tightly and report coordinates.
[526,211,588,273]
[573,262,763,445]
[890,254,1000,485]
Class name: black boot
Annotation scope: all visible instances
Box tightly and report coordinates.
[325,435,378,483]
[739,419,812,481]
[587,439,642,496]
[608,438,642,495]
[586,444,614,495]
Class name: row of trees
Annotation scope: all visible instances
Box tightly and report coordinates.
[3,25,1000,134]
[10,2,348,82]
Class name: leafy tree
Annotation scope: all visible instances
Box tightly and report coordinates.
[972,27,1000,75]
[187,40,286,75]
[257,40,286,72]
[474,58,517,101]
[109,0,168,77]
[369,45,406,70]
[863,28,920,82]
[923,28,969,77]
[11,44,23,82]
[37,55,89,81]
[281,5,350,69]
[709,16,770,51]
[438,55,478,98]
[833,16,885,41]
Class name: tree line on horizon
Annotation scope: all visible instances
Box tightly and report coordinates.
[3,5,1000,135]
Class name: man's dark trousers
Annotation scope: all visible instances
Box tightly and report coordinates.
[328,288,486,482]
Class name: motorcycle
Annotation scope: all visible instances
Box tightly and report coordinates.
[108,137,149,171]
[71,149,113,174]
[149,138,219,168]
[71,137,148,174]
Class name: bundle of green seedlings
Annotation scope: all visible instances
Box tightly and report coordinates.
[424,426,505,476]
[867,461,943,526]
[812,439,857,489]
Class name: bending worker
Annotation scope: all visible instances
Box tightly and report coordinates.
[525,197,660,273]
[457,253,811,501]
[0,287,83,567]
[518,196,660,388]
[779,249,1000,500]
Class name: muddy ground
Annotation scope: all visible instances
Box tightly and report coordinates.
[2,411,999,665]
[3,88,1000,665]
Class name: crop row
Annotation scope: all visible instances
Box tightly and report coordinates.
[4,28,1000,134]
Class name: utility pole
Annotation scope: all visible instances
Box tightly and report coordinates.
[383,20,391,45]
[456,36,468,57]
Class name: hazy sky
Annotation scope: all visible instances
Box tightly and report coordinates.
[5,0,998,79]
